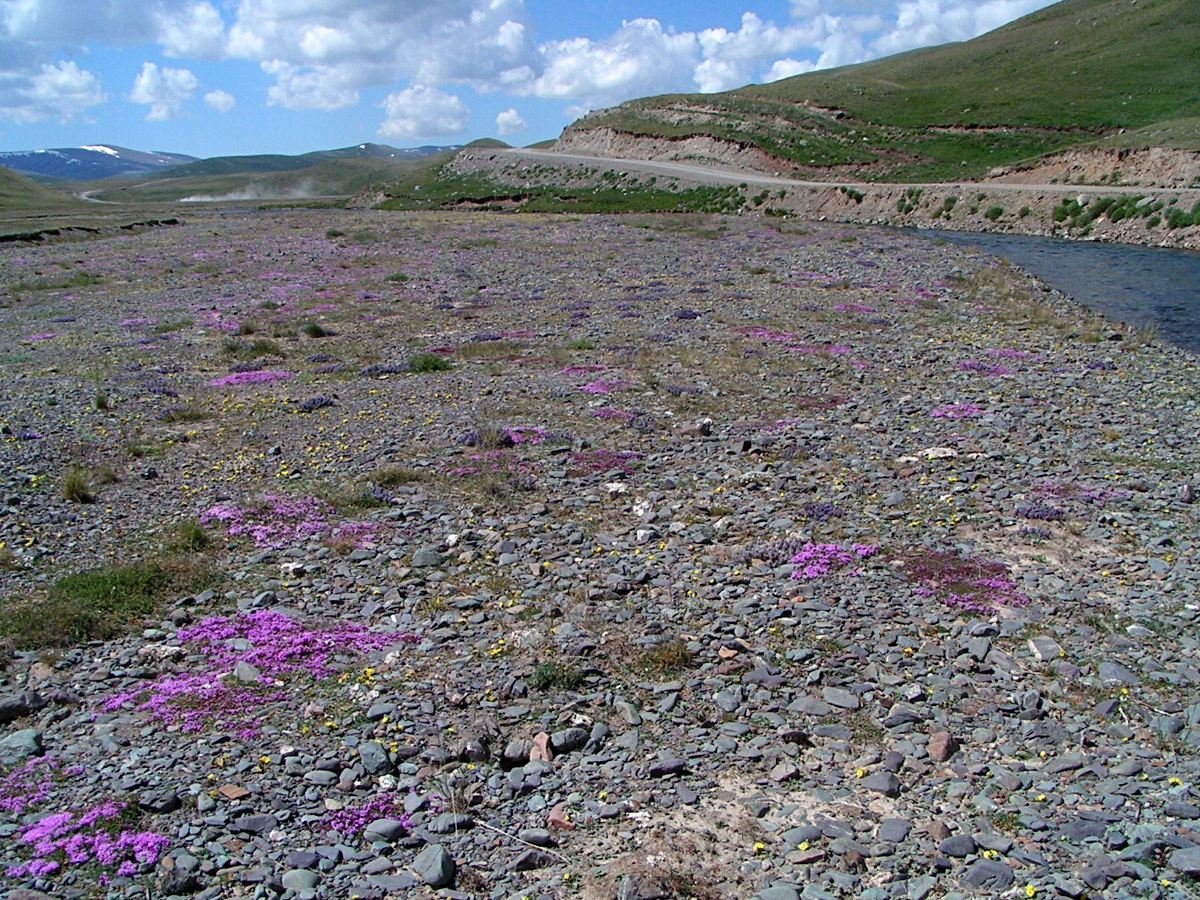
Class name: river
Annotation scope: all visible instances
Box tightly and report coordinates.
[914,229,1200,354]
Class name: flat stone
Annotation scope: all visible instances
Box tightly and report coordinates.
[939,834,977,858]
[230,813,277,834]
[878,819,912,843]
[822,687,860,710]
[648,757,687,777]
[411,547,444,568]
[281,869,320,892]
[363,818,408,842]
[962,859,1014,890]
[1170,846,1200,876]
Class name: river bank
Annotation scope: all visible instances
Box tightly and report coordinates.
[446,148,1200,252]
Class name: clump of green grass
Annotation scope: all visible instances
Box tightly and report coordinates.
[372,466,426,488]
[301,322,331,338]
[221,337,285,360]
[151,318,193,335]
[985,205,1004,221]
[385,271,411,283]
[325,228,345,238]
[93,390,111,411]
[635,637,694,676]
[408,352,453,373]
[530,661,585,691]
[568,338,595,350]
[0,555,212,649]
[158,403,208,424]
[170,519,211,553]
[62,467,95,503]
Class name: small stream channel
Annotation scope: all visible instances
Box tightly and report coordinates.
[911,229,1200,354]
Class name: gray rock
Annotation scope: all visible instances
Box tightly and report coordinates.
[861,771,900,797]
[0,691,46,724]
[428,812,473,833]
[648,757,687,777]
[231,813,277,834]
[510,848,556,871]
[756,886,801,900]
[1170,846,1200,876]
[281,869,320,892]
[363,818,408,842]
[878,818,912,842]
[411,843,455,887]
[359,740,395,775]
[962,859,1014,890]
[0,729,43,765]
[549,727,588,754]
[822,687,860,710]
[411,547,444,568]
[939,834,976,857]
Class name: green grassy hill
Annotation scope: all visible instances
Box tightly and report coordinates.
[564,0,1200,181]
[0,166,84,209]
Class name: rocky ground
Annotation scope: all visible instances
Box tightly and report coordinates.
[1,209,1199,899]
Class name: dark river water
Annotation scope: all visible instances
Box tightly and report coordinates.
[911,229,1200,354]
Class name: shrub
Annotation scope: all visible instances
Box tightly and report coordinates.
[407,352,453,373]
[62,468,95,503]
[985,206,1004,221]
[635,638,693,676]
[93,390,110,411]
[530,661,584,691]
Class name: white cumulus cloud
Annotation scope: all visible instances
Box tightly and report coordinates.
[157,2,227,57]
[378,84,469,140]
[130,61,198,120]
[0,60,107,123]
[204,88,235,112]
[495,106,525,135]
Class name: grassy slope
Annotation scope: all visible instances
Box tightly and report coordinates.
[88,157,437,203]
[571,0,1200,181]
[0,166,85,209]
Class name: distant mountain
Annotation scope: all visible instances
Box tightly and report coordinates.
[0,145,198,181]
[158,143,459,178]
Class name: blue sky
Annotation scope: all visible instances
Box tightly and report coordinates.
[0,0,1057,158]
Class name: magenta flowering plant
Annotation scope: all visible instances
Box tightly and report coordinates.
[790,542,880,580]
[208,370,292,387]
[104,611,417,738]
[581,378,632,395]
[899,549,1030,613]
[201,494,370,548]
[0,757,60,815]
[6,799,171,881]
[930,402,985,419]
[326,795,413,837]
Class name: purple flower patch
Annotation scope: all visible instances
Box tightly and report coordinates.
[790,543,879,580]
[930,403,985,419]
[209,370,292,387]
[899,549,1030,613]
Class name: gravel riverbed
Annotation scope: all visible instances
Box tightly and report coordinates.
[1,209,1198,899]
